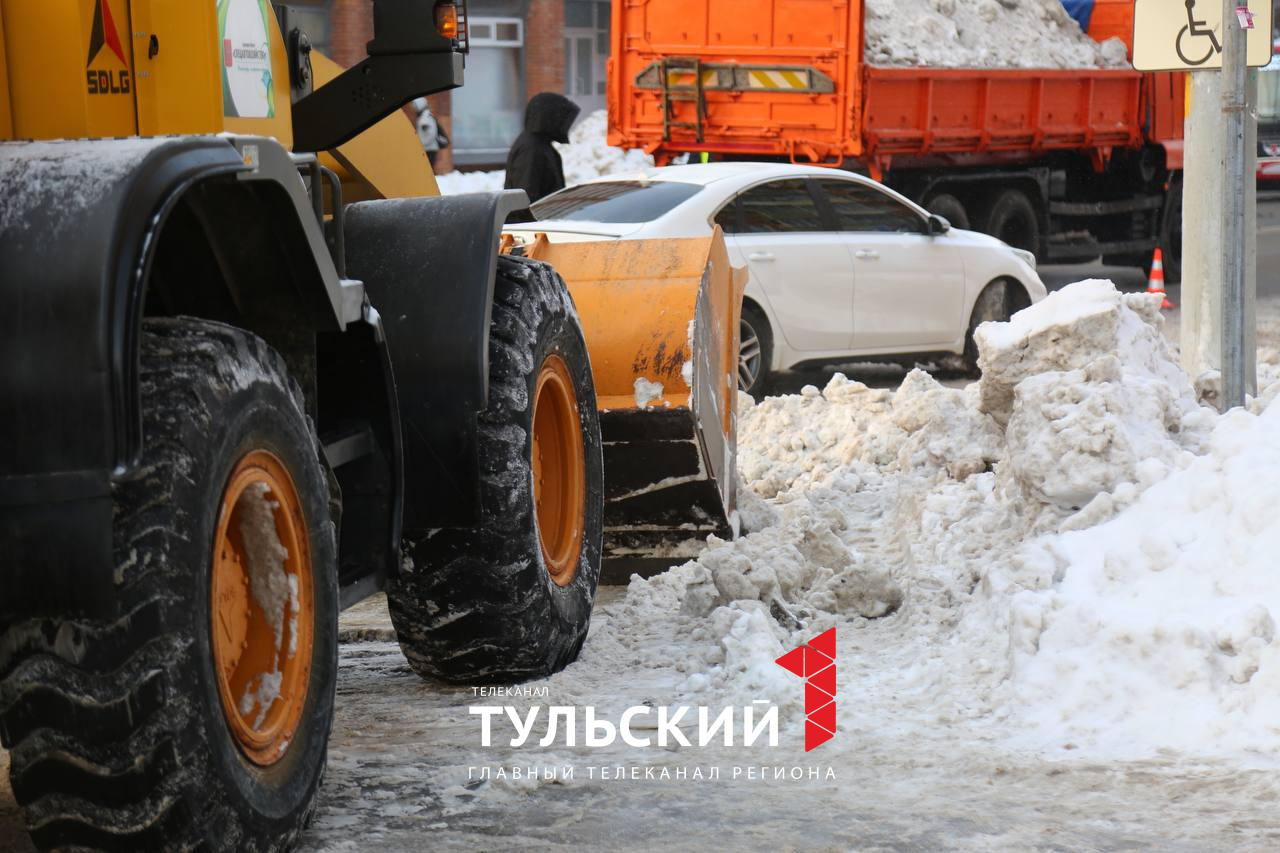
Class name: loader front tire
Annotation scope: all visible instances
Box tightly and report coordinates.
[0,318,338,851]
[388,255,604,683]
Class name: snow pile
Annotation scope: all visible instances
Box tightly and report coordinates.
[864,0,1130,69]
[994,403,1280,755]
[619,278,1280,759]
[434,110,654,196]
[434,168,505,195]
[976,280,1209,509]
[555,110,654,187]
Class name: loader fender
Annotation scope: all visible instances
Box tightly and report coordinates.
[343,190,530,536]
[0,135,350,620]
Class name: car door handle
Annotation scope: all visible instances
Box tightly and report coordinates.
[854,250,880,261]
[747,252,775,262]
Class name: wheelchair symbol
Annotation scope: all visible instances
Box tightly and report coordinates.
[1176,0,1223,66]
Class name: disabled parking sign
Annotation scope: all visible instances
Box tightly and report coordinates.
[1133,0,1273,70]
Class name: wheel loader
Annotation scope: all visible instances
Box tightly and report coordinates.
[0,1,742,848]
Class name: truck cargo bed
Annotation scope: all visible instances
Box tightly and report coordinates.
[608,0,1170,173]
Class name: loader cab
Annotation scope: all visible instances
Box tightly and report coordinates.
[0,0,467,150]
[0,0,292,142]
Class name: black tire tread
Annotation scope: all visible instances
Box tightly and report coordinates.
[388,254,602,683]
[0,318,327,852]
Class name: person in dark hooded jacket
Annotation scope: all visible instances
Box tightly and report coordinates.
[504,92,581,207]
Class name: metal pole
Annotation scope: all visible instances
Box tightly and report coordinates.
[1221,0,1249,409]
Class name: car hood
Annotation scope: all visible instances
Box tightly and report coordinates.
[502,220,646,241]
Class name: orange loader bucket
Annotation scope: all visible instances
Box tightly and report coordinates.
[509,228,746,572]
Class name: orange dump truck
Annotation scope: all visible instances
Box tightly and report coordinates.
[608,0,1186,279]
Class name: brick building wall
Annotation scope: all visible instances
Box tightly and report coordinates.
[327,0,373,67]
[524,0,565,100]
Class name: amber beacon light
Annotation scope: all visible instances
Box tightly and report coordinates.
[435,2,460,40]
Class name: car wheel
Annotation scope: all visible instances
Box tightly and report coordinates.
[738,303,773,398]
[963,281,1012,376]
[925,193,970,231]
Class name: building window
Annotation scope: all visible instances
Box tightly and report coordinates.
[452,17,525,164]
[564,1,610,109]
[468,17,523,46]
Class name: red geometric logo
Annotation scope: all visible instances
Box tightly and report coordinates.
[775,627,836,751]
[85,0,127,68]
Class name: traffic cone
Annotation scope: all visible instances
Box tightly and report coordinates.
[1146,247,1174,310]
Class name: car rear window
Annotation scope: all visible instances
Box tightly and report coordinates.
[531,180,702,223]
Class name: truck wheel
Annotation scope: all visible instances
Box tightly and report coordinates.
[982,189,1041,257]
[924,193,970,231]
[388,255,604,683]
[1159,180,1183,284]
[0,318,337,850]
[739,302,773,398]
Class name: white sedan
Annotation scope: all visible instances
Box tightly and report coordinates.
[505,162,1046,394]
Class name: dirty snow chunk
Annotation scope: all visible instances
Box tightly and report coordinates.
[735,476,779,533]
[975,281,1206,510]
[288,574,301,657]
[241,669,284,730]
[864,0,1129,69]
[682,319,697,389]
[891,369,1003,479]
[976,280,1195,425]
[238,482,292,651]
[634,377,665,407]
[997,402,1280,757]
[692,604,798,709]
[681,499,902,623]
[1005,355,1192,509]
[554,110,655,187]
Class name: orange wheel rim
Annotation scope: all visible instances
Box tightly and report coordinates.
[210,450,314,766]
[532,354,586,586]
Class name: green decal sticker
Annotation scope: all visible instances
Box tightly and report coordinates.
[218,0,274,119]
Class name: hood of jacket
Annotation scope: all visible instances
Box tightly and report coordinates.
[523,92,581,144]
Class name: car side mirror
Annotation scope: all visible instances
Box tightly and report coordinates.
[927,214,951,235]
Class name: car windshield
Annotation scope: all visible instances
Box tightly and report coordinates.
[531,180,702,223]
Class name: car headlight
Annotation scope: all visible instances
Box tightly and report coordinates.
[1010,247,1037,270]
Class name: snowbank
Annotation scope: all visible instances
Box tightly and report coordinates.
[434,110,654,196]
[865,0,1130,69]
[555,110,654,187]
[1000,403,1280,755]
[433,168,505,195]
[619,279,1280,761]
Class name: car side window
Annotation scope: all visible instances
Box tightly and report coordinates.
[734,179,826,233]
[713,200,740,234]
[819,179,927,234]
